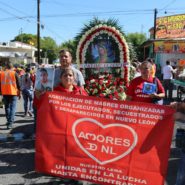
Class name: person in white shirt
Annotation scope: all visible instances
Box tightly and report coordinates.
[162,60,174,100]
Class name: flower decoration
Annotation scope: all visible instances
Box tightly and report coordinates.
[85,72,127,100]
[76,24,130,87]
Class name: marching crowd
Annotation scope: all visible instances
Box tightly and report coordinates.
[0,49,185,184]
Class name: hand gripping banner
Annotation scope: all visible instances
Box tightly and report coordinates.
[35,91,175,185]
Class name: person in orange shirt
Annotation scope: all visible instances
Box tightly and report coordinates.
[0,61,21,129]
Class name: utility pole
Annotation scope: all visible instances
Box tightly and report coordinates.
[19,28,23,46]
[153,8,158,40]
[37,0,41,64]
[153,8,158,58]
[19,28,23,42]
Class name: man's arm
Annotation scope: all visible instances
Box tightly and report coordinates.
[75,68,85,87]
[15,72,21,90]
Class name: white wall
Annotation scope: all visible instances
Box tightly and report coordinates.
[156,53,185,72]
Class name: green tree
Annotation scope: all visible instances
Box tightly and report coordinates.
[12,33,37,46]
[41,36,58,63]
[12,34,58,63]
[126,32,147,61]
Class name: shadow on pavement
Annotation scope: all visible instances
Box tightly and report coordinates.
[0,127,8,131]
[0,139,89,185]
[0,140,35,175]
[14,119,33,124]
[10,124,34,138]
[23,173,83,185]
[0,113,5,117]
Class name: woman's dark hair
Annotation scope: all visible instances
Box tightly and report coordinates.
[25,68,31,82]
[25,68,30,73]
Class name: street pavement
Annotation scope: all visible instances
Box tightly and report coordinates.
[0,93,184,185]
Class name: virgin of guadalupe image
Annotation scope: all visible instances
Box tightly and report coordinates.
[94,44,113,63]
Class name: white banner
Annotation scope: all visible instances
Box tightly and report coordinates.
[75,63,129,69]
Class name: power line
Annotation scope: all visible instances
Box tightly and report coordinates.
[0,9,156,22]
[161,0,177,10]
[0,1,36,17]
[0,1,184,43]
[0,7,185,22]
[41,24,65,41]
[0,7,31,22]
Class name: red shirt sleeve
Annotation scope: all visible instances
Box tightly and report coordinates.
[156,78,165,94]
[126,78,137,97]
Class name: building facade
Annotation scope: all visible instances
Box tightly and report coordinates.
[143,13,185,73]
[0,41,37,66]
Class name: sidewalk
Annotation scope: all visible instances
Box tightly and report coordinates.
[0,96,183,185]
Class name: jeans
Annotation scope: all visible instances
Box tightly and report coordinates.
[176,150,185,185]
[3,95,17,126]
[22,89,33,114]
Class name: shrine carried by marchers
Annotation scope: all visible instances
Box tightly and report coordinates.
[75,18,132,100]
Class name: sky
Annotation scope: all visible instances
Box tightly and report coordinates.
[0,0,184,45]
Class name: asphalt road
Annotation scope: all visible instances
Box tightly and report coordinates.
[0,94,184,185]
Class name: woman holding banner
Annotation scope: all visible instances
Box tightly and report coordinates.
[126,61,165,104]
[54,67,87,96]
[54,67,89,185]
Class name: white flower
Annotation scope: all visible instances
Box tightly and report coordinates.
[105,88,112,95]
[90,79,95,83]
[92,88,98,95]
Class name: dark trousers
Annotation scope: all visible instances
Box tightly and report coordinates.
[163,79,173,99]
[176,150,185,185]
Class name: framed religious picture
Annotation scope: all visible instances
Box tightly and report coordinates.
[91,41,116,64]
[76,24,130,84]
